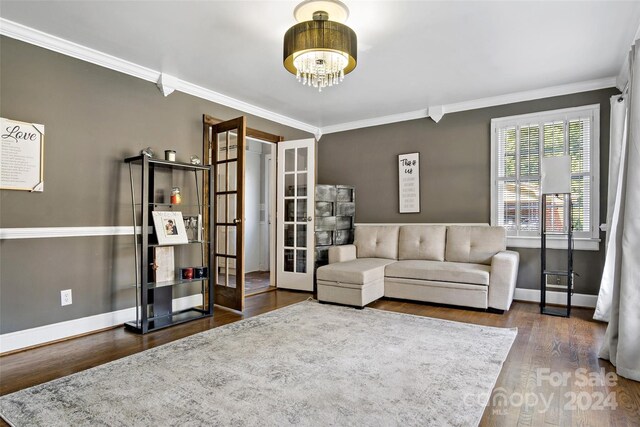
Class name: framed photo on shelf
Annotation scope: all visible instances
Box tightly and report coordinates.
[152,211,189,245]
[183,214,203,242]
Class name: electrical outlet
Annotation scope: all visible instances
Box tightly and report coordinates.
[61,289,72,306]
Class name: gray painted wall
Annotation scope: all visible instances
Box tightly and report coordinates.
[317,88,619,296]
[0,37,311,334]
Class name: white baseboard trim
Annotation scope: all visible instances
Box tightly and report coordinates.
[514,288,597,308]
[0,294,203,354]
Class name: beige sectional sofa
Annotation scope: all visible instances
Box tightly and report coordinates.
[316,225,519,312]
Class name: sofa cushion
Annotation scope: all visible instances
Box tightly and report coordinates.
[398,225,447,261]
[316,258,396,285]
[384,260,491,286]
[445,226,506,265]
[354,226,399,260]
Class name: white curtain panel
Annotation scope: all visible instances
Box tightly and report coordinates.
[597,40,640,382]
[593,96,628,322]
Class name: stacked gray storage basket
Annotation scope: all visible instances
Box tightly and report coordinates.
[315,185,356,271]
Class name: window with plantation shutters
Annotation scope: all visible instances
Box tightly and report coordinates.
[491,105,600,250]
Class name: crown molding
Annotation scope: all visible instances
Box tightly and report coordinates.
[0,18,619,138]
[443,77,617,114]
[321,77,617,135]
[321,109,428,135]
[0,18,159,81]
[171,77,317,134]
[0,18,318,135]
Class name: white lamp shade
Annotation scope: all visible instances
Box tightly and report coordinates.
[541,155,572,194]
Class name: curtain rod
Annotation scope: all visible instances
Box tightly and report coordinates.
[618,82,629,102]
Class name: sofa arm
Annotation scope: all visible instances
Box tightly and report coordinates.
[328,245,357,264]
[489,250,519,311]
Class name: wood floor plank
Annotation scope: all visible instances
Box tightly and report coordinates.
[1,292,638,427]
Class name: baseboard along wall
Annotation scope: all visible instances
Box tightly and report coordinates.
[0,294,203,354]
[0,290,597,354]
[513,288,597,308]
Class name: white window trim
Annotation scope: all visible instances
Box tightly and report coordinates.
[490,104,600,251]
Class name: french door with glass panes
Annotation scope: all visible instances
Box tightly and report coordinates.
[207,117,245,311]
[276,138,315,291]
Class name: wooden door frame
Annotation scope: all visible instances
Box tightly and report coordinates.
[204,115,283,144]
[202,115,283,309]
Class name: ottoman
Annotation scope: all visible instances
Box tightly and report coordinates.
[316,258,395,308]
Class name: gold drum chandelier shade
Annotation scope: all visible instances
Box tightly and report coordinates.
[283,2,357,92]
[283,19,357,75]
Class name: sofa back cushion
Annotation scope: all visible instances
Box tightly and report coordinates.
[445,226,506,265]
[398,225,447,261]
[354,226,399,260]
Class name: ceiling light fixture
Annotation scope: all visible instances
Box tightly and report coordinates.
[283,0,357,92]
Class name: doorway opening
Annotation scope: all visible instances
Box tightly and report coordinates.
[214,135,275,296]
[244,138,275,296]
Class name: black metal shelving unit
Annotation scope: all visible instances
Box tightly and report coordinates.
[124,155,214,333]
[540,193,573,318]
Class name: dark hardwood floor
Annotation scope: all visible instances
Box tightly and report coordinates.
[245,270,272,295]
[1,291,638,426]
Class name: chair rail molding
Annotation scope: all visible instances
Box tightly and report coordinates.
[0,226,146,240]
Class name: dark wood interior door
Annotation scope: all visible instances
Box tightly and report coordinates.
[205,117,246,311]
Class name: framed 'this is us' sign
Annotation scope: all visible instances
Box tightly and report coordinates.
[398,152,420,213]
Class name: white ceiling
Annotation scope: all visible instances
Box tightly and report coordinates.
[1,1,639,133]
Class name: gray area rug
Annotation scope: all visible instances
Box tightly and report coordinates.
[1,301,516,426]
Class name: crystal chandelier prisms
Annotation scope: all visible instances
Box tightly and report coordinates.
[283,1,357,92]
[294,51,348,90]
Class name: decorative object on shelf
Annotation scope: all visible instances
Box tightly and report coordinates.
[180,267,194,280]
[283,0,357,92]
[152,211,189,245]
[165,150,176,161]
[140,147,154,158]
[398,152,420,213]
[190,155,201,165]
[151,247,175,283]
[314,184,355,271]
[0,117,44,192]
[170,187,182,204]
[183,214,202,241]
[194,266,208,279]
